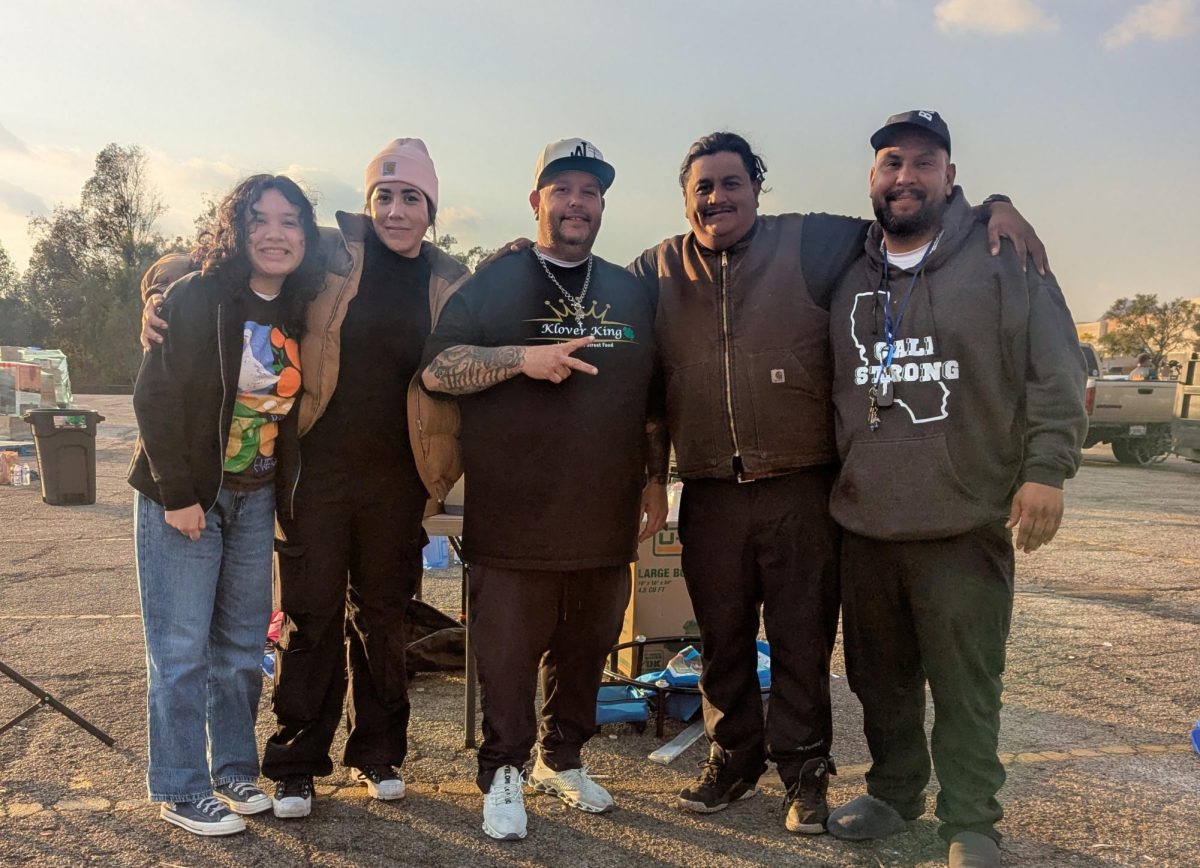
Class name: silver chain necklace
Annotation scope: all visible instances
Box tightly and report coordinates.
[534,247,593,328]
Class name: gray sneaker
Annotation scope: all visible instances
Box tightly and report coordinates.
[160,796,246,836]
[214,781,272,815]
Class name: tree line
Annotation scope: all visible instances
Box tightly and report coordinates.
[0,144,494,388]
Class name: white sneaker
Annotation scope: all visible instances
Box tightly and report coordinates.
[482,764,527,841]
[529,754,614,814]
[354,765,406,801]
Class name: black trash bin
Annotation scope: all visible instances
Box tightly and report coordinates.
[21,409,106,505]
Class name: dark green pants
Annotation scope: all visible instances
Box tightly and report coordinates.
[841,521,1015,843]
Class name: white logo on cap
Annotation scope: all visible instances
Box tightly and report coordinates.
[918,111,933,122]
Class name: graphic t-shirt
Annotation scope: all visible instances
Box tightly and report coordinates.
[222,293,300,490]
[421,249,659,570]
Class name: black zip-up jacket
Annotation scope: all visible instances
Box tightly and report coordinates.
[128,271,300,514]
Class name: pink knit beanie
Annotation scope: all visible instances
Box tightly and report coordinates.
[364,138,439,211]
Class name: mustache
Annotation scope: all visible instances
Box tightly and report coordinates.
[885,188,926,203]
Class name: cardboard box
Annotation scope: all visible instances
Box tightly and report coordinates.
[15,391,40,413]
[616,512,699,677]
[40,369,60,407]
[0,415,32,439]
[0,362,41,392]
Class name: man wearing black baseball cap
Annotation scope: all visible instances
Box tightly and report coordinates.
[422,137,666,842]
[824,111,1087,868]
[870,109,953,156]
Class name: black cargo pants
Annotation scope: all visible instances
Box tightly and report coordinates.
[678,466,841,782]
[261,464,427,779]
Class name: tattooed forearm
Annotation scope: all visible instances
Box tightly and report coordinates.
[644,417,670,482]
[424,344,526,395]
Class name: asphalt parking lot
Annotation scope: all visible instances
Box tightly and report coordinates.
[1,396,1197,867]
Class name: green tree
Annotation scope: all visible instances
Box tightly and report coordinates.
[1098,294,1200,368]
[21,144,170,386]
[0,242,49,346]
[81,144,165,269]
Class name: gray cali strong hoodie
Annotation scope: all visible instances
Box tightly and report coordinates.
[828,189,1087,542]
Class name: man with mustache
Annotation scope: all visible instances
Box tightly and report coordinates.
[628,130,1044,834]
[421,138,666,841]
[823,111,1086,868]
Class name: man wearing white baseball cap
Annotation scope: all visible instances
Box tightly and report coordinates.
[421,138,667,841]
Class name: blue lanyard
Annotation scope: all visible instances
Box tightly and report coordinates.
[877,238,937,375]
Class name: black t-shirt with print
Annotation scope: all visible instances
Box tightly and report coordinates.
[305,229,431,491]
[422,249,658,571]
[223,292,301,492]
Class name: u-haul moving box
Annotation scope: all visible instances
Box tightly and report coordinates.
[616,509,698,676]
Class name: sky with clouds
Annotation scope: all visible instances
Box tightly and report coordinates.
[1,0,1197,319]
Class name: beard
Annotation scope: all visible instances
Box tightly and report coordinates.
[871,189,947,240]
[546,215,599,255]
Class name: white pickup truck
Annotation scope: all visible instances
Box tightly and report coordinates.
[1079,343,1178,464]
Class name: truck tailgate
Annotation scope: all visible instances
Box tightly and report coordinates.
[1090,381,1177,424]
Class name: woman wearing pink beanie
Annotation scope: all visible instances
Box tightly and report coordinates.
[258,137,469,818]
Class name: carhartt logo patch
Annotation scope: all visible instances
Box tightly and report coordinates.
[770,369,786,384]
[382,161,397,176]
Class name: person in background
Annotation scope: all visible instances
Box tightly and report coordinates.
[1129,353,1157,380]
[129,174,321,835]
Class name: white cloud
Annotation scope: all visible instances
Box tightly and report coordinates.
[0,124,28,153]
[1103,0,1198,49]
[436,205,484,239]
[934,0,1058,36]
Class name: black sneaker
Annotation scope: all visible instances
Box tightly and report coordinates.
[783,756,835,834]
[355,764,406,801]
[677,753,758,813]
[272,775,313,819]
[160,796,246,836]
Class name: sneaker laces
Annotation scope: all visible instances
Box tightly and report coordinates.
[695,755,724,787]
[225,781,260,798]
[193,796,226,817]
[486,768,525,806]
[279,776,312,798]
[359,765,398,783]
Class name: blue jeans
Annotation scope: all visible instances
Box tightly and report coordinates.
[135,487,275,802]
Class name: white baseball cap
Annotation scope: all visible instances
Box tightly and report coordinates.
[532,138,615,192]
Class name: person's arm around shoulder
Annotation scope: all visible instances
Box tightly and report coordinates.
[139,253,198,350]
[1006,267,1088,553]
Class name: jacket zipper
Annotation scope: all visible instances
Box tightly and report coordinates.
[208,302,227,514]
[287,450,302,519]
[718,250,742,469]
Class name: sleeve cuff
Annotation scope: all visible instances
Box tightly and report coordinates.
[1022,466,1065,489]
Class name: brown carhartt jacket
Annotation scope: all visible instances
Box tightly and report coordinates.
[630,214,861,481]
[141,211,468,514]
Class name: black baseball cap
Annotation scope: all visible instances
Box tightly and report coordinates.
[870,110,952,157]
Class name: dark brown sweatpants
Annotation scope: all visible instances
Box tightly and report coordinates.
[469,564,630,792]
